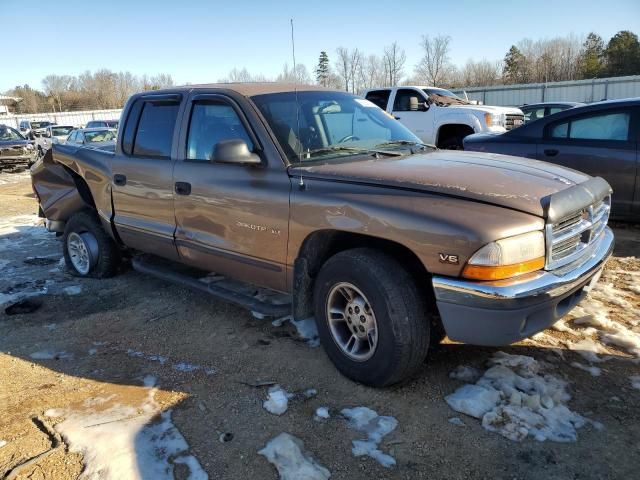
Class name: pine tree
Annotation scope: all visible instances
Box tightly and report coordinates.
[502,46,527,84]
[316,51,330,86]
[605,31,640,76]
[579,33,605,79]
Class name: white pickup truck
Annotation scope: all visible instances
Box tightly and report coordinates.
[363,86,524,149]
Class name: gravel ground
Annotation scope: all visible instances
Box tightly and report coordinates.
[0,171,639,479]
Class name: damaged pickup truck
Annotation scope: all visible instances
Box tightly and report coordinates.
[31,84,614,387]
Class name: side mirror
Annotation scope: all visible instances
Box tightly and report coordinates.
[213,139,261,165]
[409,96,429,112]
[46,131,52,138]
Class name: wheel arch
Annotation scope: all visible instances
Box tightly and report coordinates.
[292,229,436,320]
[436,123,476,148]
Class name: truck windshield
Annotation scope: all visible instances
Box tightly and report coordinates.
[422,88,470,106]
[251,91,423,163]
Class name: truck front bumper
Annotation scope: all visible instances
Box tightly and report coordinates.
[431,227,614,346]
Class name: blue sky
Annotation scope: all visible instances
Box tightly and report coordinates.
[1,0,639,91]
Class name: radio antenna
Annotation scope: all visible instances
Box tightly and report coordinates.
[290,18,304,183]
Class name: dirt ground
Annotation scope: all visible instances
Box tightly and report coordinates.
[1,171,639,480]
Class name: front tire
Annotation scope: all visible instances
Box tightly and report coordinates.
[314,248,431,387]
[63,211,121,278]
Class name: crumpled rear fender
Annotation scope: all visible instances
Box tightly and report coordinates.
[31,149,88,221]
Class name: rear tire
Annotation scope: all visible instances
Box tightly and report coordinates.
[313,248,431,387]
[63,211,121,278]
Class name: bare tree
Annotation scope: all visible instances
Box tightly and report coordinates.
[276,63,311,84]
[348,48,362,93]
[335,47,352,91]
[415,35,453,86]
[42,75,72,112]
[457,59,502,87]
[383,42,406,86]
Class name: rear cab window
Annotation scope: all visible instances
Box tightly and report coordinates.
[122,95,181,157]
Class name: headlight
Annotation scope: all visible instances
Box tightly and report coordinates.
[462,231,545,280]
[484,112,506,128]
[25,143,34,150]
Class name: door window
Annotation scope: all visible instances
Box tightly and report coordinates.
[133,102,180,158]
[393,89,426,112]
[523,107,545,122]
[364,90,391,110]
[549,111,630,141]
[186,101,254,161]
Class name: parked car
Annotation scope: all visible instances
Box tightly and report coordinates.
[85,119,119,129]
[18,120,56,140]
[464,98,639,220]
[520,102,584,123]
[0,124,37,171]
[36,125,75,156]
[31,83,613,387]
[363,86,524,149]
[66,127,117,151]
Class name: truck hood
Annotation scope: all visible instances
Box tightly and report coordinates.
[290,150,591,218]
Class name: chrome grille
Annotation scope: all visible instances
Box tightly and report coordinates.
[506,113,524,130]
[545,196,610,270]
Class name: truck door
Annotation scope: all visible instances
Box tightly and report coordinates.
[110,93,182,260]
[538,107,637,217]
[390,88,434,143]
[171,93,290,292]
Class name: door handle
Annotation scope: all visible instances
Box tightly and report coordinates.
[544,149,559,157]
[175,181,192,196]
[113,174,126,186]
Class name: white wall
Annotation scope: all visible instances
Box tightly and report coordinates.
[0,109,123,129]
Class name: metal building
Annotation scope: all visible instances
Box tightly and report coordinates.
[452,75,640,106]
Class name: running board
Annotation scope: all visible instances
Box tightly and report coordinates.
[132,255,291,318]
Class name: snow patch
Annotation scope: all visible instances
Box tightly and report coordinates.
[448,417,465,427]
[630,375,640,390]
[341,406,398,468]
[570,362,601,376]
[30,350,73,360]
[54,379,207,479]
[445,384,500,419]
[449,365,481,383]
[272,315,320,347]
[263,385,293,415]
[44,408,65,417]
[314,407,330,421]
[63,285,82,296]
[172,362,200,373]
[0,440,6,448]
[258,432,330,480]
[446,352,590,442]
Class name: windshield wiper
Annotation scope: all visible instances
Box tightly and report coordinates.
[305,145,402,159]
[375,140,433,150]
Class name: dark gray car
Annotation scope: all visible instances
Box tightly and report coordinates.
[520,102,584,123]
[464,98,640,220]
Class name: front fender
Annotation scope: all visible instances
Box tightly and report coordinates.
[289,180,544,277]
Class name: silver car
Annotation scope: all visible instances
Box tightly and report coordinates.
[66,127,117,151]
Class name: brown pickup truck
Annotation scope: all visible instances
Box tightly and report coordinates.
[31,83,614,387]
